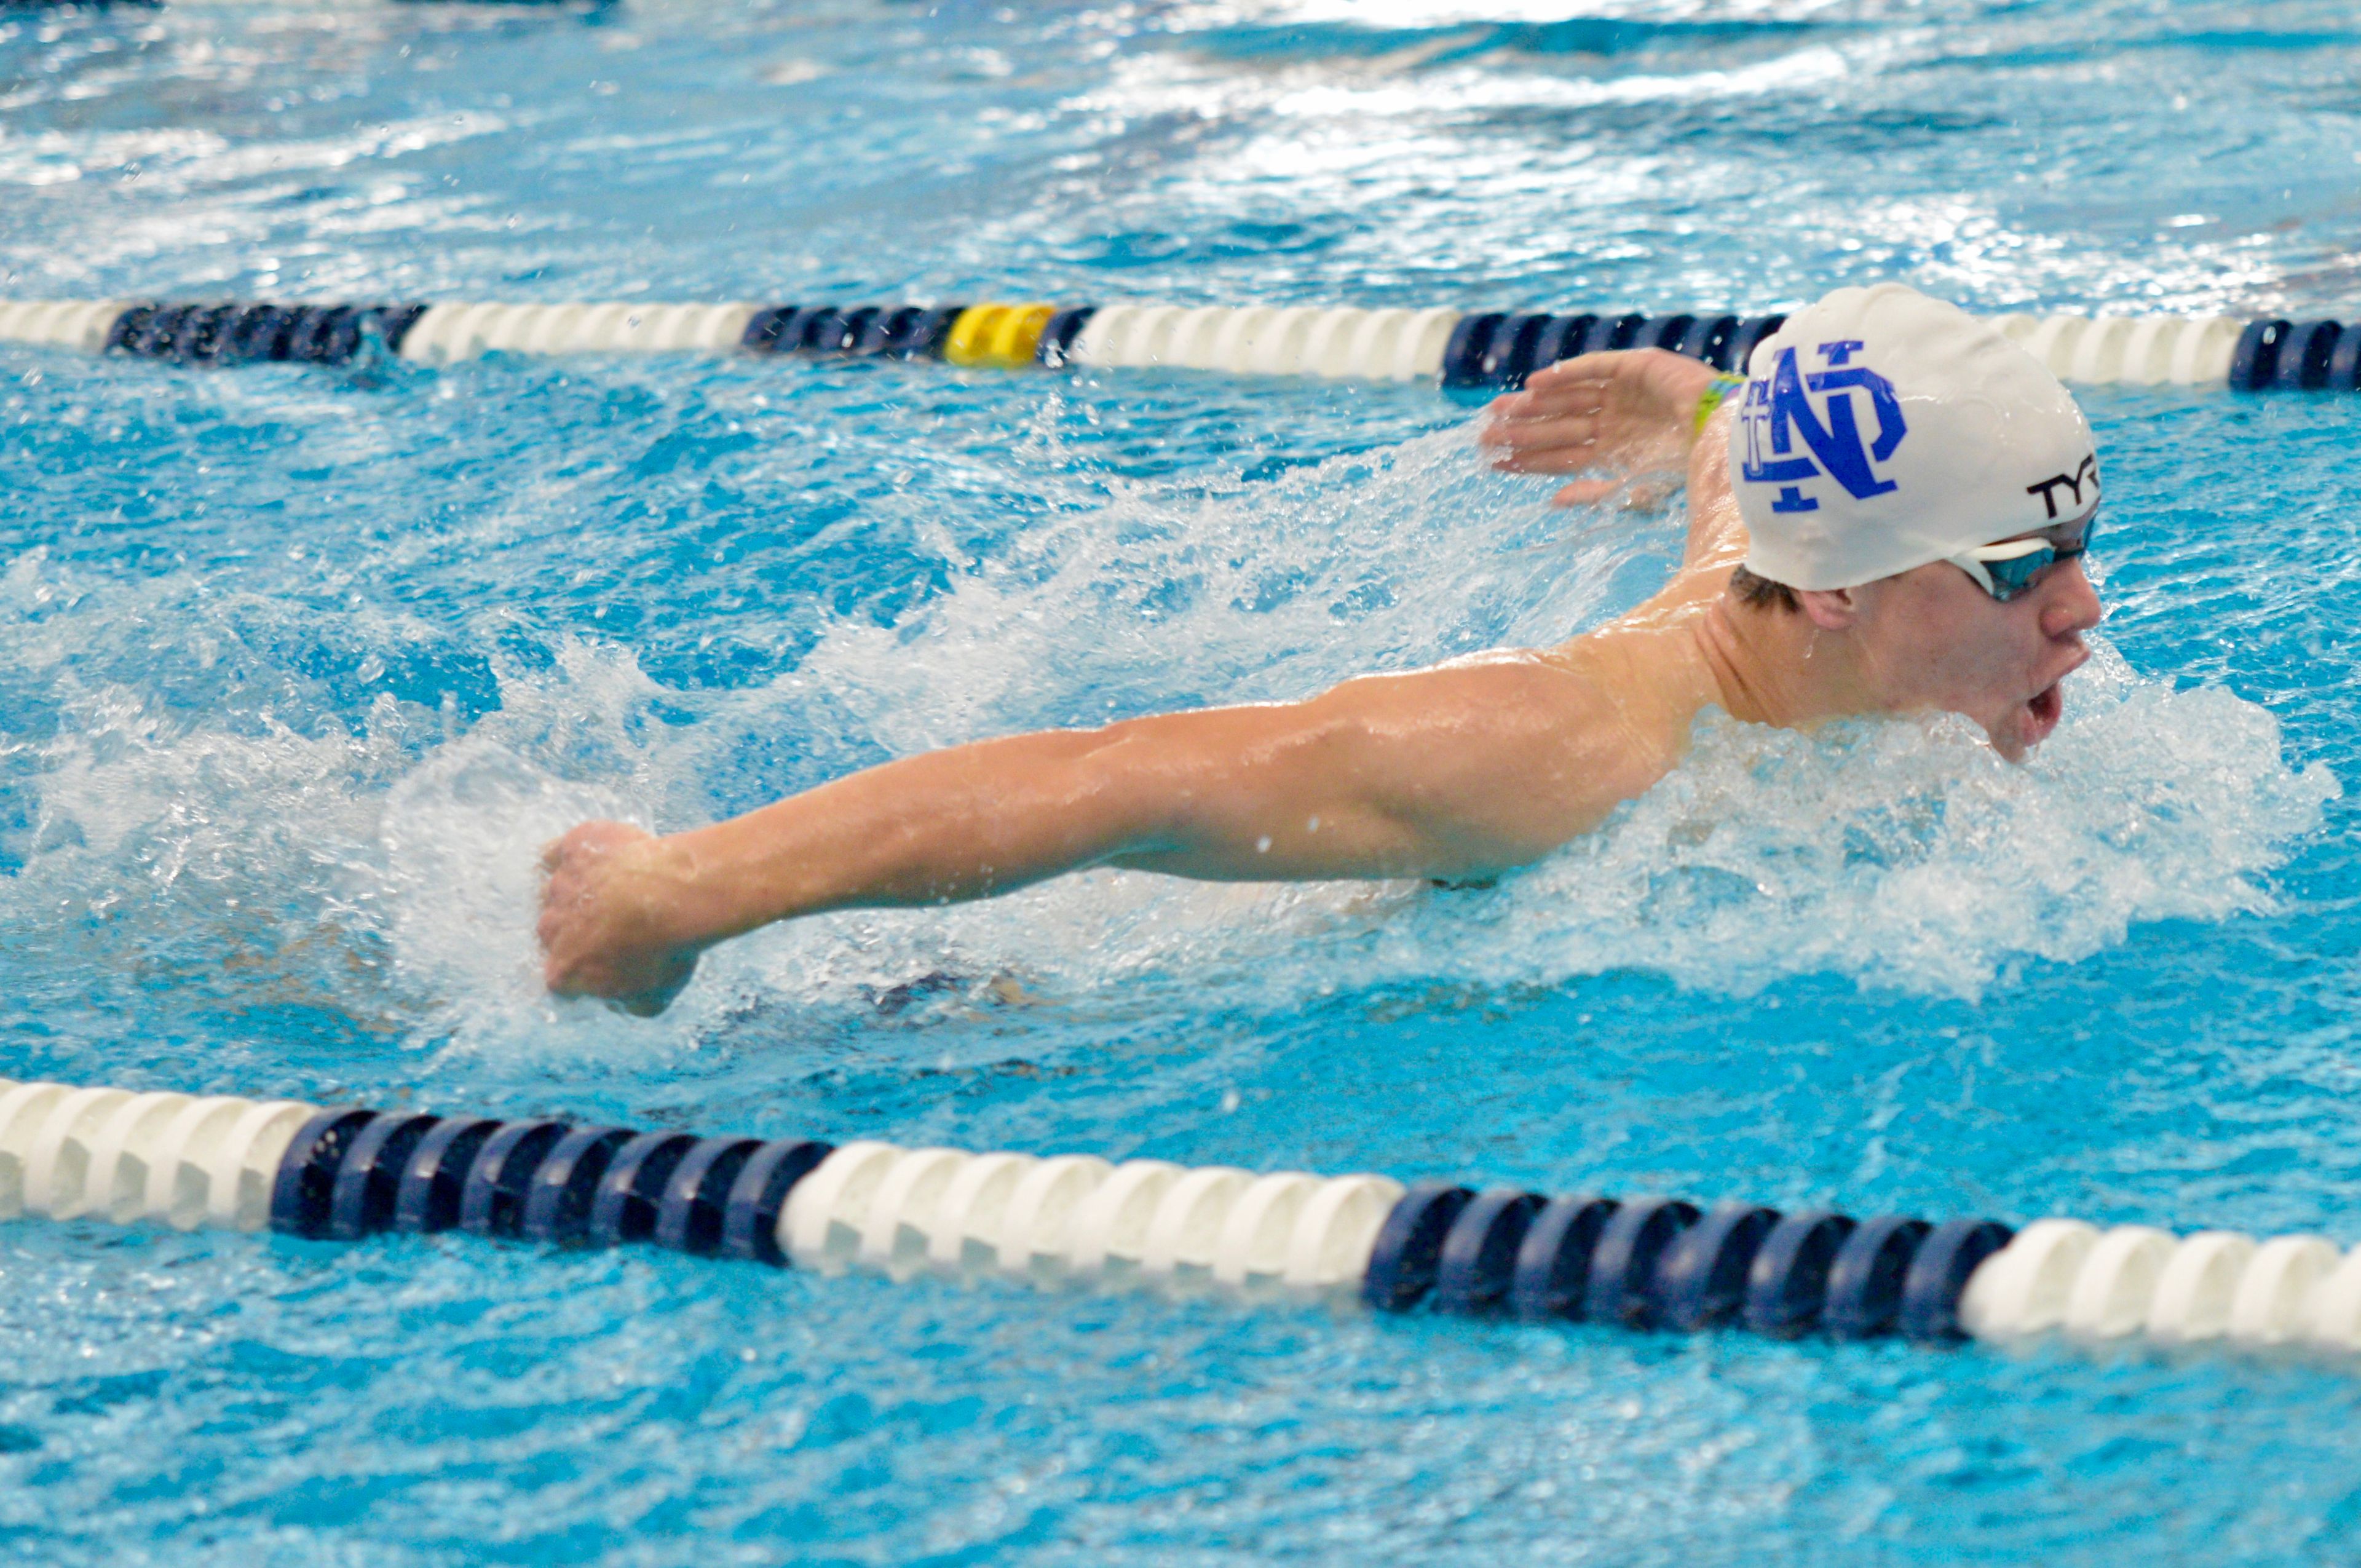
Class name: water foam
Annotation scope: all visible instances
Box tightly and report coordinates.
[1431,640,2336,999]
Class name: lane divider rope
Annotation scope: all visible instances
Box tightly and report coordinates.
[2,296,2352,392]
[5,1074,2360,1364]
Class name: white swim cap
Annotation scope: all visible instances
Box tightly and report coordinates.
[1728,283,2100,592]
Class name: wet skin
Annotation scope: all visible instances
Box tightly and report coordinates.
[538,349,2105,1013]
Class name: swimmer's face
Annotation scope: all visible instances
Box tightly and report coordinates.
[1836,543,2105,762]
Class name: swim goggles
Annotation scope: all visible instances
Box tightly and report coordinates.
[1947,512,2097,603]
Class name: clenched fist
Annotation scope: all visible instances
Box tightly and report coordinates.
[537,820,704,1016]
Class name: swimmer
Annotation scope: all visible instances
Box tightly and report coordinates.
[539,283,2105,1013]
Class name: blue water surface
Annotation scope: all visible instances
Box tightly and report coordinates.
[5,0,2361,1562]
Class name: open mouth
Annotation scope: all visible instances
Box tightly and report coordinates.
[2025,681,2065,742]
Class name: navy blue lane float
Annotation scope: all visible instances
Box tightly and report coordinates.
[103,301,430,368]
[1360,1184,2007,1342]
[1436,310,1789,392]
[2230,317,2361,391]
[267,1107,832,1260]
[2,295,2351,393]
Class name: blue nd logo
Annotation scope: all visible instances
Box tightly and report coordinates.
[1738,340,1909,514]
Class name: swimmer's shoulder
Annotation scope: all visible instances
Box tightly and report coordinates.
[1438,645,1691,807]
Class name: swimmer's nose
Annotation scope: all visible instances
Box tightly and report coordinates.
[2041,556,2103,639]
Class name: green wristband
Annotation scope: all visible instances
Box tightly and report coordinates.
[1693,373,1746,435]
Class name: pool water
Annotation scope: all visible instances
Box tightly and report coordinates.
[6,0,2361,1561]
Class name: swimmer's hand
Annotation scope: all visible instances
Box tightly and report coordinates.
[1479,347,1719,508]
[537,822,703,1017]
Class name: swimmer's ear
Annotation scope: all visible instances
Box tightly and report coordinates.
[1794,587,1860,632]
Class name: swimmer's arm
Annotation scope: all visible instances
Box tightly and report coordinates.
[1680,403,1746,569]
[539,661,1639,1007]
